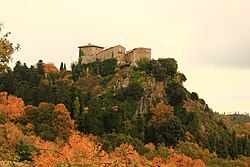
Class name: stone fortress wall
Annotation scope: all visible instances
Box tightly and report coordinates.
[78,43,151,65]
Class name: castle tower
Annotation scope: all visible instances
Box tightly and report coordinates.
[78,43,104,64]
[125,47,151,64]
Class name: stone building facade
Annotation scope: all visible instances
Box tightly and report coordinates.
[78,43,151,64]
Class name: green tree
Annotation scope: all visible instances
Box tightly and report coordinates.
[137,58,178,81]
[245,134,250,156]
[190,92,199,101]
[71,63,84,81]
[165,82,187,106]
[21,103,73,141]
[63,63,67,70]
[158,116,185,146]
[230,131,238,159]
[100,133,149,154]
[15,141,36,162]
[218,118,227,130]
[78,49,84,64]
[73,96,80,119]
[36,60,45,77]
[99,59,117,77]
[217,138,229,159]
[124,83,144,100]
[158,58,178,77]
[60,62,64,71]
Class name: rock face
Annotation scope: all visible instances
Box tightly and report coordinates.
[78,43,151,65]
[136,82,166,115]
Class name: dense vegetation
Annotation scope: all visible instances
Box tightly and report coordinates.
[0,24,250,166]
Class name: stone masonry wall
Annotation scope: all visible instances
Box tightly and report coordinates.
[125,48,151,64]
[80,44,151,64]
[96,45,126,64]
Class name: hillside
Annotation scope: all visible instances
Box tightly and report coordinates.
[0,58,250,166]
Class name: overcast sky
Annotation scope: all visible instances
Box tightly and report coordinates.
[1,0,250,114]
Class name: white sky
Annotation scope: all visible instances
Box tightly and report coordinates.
[1,0,250,114]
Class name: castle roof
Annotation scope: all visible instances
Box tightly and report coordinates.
[127,47,151,53]
[132,47,151,50]
[78,43,104,49]
[96,45,125,55]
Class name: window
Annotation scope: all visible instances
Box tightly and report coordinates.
[118,48,122,53]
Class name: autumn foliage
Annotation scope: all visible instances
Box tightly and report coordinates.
[163,154,206,167]
[152,102,174,118]
[34,131,206,167]
[0,92,25,121]
[0,76,249,166]
[1,25,250,166]
[0,122,36,161]
[34,131,108,166]
[34,132,147,166]
[43,63,59,74]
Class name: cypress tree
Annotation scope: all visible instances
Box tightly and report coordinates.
[231,130,238,159]
[63,63,67,70]
[36,60,45,77]
[217,138,229,158]
[244,134,250,156]
[222,139,229,158]
[73,96,80,119]
[60,62,64,71]
[78,50,83,65]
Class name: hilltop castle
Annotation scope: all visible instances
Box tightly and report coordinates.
[78,43,151,65]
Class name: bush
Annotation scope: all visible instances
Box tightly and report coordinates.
[137,58,178,82]
[100,133,149,155]
[165,82,187,106]
[190,92,199,101]
[116,83,144,101]
[175,141,216,163]
[15,141,36,162]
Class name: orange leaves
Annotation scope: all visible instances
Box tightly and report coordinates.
[152,157,167,167]
[153,82,165,99]
[165,153,206,167]
[110,144,149,166]
[0,122,23,147]
[34,131,108,167]
[0,92,25,121]
[53,103,74,127]
[34,132,207,167]
[52,104,74,140]
[34,132,151,167]
[152,102,174,118]
[43,63,59,74]
[34,140,62,167]
[0,122,36,160]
